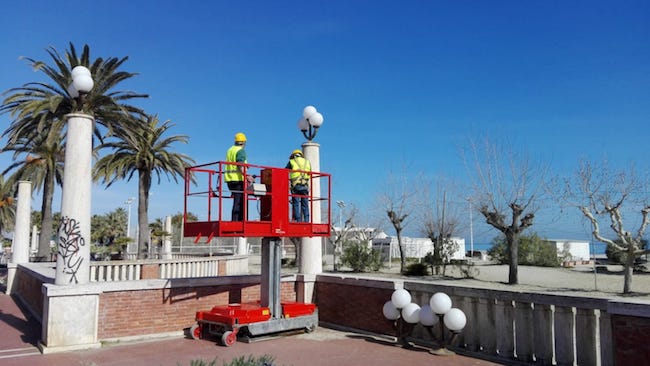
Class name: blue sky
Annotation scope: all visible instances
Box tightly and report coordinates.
[1,1,649,243]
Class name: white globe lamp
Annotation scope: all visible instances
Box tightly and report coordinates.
[443,308,467,332]
[430,292,452,314]
[391,289,411,309]
[382,301,401,320]
[401,303,421,324]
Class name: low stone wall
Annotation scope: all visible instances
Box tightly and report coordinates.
[315,275,396,335]
[10,263,650,364]
[313,274,650,366]
[97,276,297,340]
[39,274,300,352]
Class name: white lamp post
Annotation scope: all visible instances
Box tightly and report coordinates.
[296,105,324,301]
[467,197,474,258]
[125,197,135,238]
[125,197,135,258]
[429,292,466,355]
[383,289,467,355]
[336,200,345,229]
[55,65,94,285]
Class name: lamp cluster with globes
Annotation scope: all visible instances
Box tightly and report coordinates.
[297,105,324,141]
[383,289,467,356]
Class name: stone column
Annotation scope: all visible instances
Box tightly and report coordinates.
[11,180,32,263]
[30,225,39,255]
[56,113,93,285]
[162,215,172,259]
[298,142,321,303]
[7,180,32,295]
[236,237,247,255]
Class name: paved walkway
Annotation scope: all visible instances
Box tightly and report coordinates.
[0,283,499,366]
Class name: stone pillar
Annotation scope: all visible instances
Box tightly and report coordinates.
[162,215,172,259]
[236,237,247,255]
[6,181,32,295]
[298,142,322,303]
[30,225,39,256]
[56,113,93,285]
[11,180,32,263]
[39,284,101,353]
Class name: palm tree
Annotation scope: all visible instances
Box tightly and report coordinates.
[0,175,16,237]
[2,122,65,260]
[93,115,195,259]
[1,43,148,259]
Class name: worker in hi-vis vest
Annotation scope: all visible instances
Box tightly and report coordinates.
[285,149,312,222]
[225,132,254,221]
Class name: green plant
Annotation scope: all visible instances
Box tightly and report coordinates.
[185,355,276,366]
[488,233,561,267]
[340,243,382,272]
[454,260,479,278]
[404,262,429,276]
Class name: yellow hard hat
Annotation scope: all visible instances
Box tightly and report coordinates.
[234,132,247,143]
[291,149,302,157]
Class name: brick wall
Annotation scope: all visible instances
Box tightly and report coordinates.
[98,281,297,339]
[14,267,47,319]
[612,314,650,366]
[315,280,395,335]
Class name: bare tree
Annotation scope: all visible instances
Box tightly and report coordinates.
[329,205,356,272]
[557,160,649,294]
[421,179,462,275]
[378,170,418,274]
[465,137,545,284]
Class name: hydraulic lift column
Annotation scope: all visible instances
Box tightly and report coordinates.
[260,237,282,318]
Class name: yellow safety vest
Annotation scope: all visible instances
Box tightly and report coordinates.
[289,156,311,187]
[225,145,246,182]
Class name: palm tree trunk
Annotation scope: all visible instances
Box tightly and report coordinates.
[137,170,151,259]
[37,170,55,261]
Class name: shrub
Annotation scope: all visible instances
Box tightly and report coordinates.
[340,243,382,272]
[488,233,560,267]
[186,355,276,366]
[404,262,429,276]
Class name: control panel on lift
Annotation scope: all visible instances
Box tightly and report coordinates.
[183,161,331,240]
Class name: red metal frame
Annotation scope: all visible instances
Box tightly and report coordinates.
[183,161,331,239]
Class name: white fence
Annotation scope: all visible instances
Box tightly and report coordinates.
[89,256,248,282]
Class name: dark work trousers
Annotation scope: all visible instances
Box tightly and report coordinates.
[291,184,310,222]
[227,181,246,221]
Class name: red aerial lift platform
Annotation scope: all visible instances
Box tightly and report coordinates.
[184,162,330,346]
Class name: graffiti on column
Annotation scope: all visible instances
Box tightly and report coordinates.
[58,216,85,283]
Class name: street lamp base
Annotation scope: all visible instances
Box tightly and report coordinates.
[430,347,456,356]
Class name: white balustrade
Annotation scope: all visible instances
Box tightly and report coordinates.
[89,256,248,282]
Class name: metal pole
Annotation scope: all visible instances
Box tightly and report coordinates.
[468,198,474,258]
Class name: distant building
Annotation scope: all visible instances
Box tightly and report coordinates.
[543,239,591,262]
[371,232,465,260]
